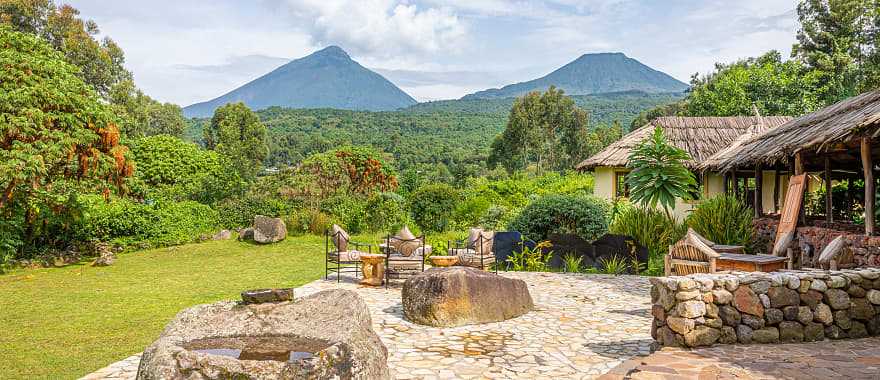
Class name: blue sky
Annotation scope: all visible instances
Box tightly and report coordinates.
[67,0,799,105]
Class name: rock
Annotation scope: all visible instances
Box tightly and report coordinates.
[765,308,783,325]
[782,306,800,321]
[252,215,287,244]
[656,326,677,346]
[724,278,739,292]
[741,314,765,330]
[704,317,723,329]
[814,303,833,325]
[651,304,666,321]
[667,317,695,335]
[778,321,804,343]
[848,285,867,298]
[825,325,846,339]
[803,322,825,342]
[767,286,799,308]
[849,321,869,338]
[827,276,847,288]
[867,315,880,335]
[653,284,675,311]
[801,290,824,310]
[719,305,742,326]
[705,303,719,318]
[799,279,812,293]
[733,286,764,317]
[824,289,851,310]
[752,327,780,343]
[677,278,697,291]
[676,300,707,319]
[750,281,771,294]
[675,290,701,301]
[735,324,753,344]
[238,227,255,241]
[810,280,828,292]
[867,289,880,305]
[759,294,771,308]
[683,326,720,347]
[787,276,801,290]
[834,310,852,329]
[796,306,813,325]
[90,242,115,267]
[702,292,714,303]
[850,298,876,320]
[212,229,232,240]
[720,326,737,344]
[240,288,294,304]
[712,289,733,304]
[136,289,390,380]
[402,267,533,327]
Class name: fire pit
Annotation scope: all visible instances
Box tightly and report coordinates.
[136,289,390,379]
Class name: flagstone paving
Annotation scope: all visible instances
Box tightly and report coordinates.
[82,272,655,379]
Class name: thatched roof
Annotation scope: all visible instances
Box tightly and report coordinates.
[703,90,880,172]
[575,116,793,170]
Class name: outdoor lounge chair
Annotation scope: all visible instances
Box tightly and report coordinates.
[384,227,429,284]
[325,224,372,282]
[664,229,721,276]
[802,236,855,270]
[449,228,497,273]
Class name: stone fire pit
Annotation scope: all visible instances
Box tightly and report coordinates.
[136,289,390,379]
[402,267,534,327]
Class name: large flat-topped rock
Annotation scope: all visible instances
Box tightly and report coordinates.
[402,267,534,327]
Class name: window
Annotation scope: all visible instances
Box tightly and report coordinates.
[614,171,629,199]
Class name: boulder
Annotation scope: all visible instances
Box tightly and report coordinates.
[825,325,846,339]
[735,324,753,344]
[676,300,706,319]
[712,289,733,304]
[733,286,764,317]
[741,314,765,330]
[824,289,851,310]
[402,267,533,327]
[683,326,720,347]
[850,298,876,320]
[752,327,780,343]
[767,287,799,308]
[719,326,737,344]
[764,308,783,325]
[814,303,833,325]
[238,227,255,241]
[801,290,824,310]
[253,216,287,244]
[667,317,694,335]
[719,305,741,326]
[90,242,115,267]
[849,321,869,338]
[848,285,867,298]
[803,322,825,342]
[796,306,813,325]
[834,310,852,329]
[778,321,804,343]
[212,229,232,240]
[867,289,880,305]
[136,289,390,380]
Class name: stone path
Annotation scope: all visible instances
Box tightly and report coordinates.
[83,272,655,379]
[599,336,880,380]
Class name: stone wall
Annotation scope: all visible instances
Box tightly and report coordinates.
[753,217,880,268]
[650,269,880,348]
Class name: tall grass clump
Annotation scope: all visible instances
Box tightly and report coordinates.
[687,194,754,251]
[609,206,686,275]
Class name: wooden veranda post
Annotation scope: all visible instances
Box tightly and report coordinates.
[754,164,763,217]
[824,156,833,224]
[794,152,806,226]
[722,172,729,194]
[731,171,738,199]
[862,137,875,236]
[773,169,780,213]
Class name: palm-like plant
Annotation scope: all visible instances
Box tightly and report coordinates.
[626,127,698,217]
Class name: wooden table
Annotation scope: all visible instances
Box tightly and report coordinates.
[359,254,385,286]
[429,255,459,267]
[716,253,788,272]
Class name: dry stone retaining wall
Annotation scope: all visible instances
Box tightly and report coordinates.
[650,269,880,347]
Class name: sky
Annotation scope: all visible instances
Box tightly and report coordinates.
[67,0,800,105]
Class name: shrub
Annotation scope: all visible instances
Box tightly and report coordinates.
[82,196,219,248]
[320,195,368,234]
[687,195,754,250]
[479,205,517,231]
[508,194,610,242]
[364,192,408,233]
[215,195,291,228]
[609,206,686,275]
[408,183,460,232]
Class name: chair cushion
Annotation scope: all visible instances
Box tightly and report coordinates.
[449,248,476,256]
[467,227,483,249]
[330,250,365,262]
[331,224,349,252]
[390,226,418,255]
[459,253,496,267]
[476,230,495,255]
[387,253,422,271]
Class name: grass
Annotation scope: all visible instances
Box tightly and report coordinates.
[0,234,336,379]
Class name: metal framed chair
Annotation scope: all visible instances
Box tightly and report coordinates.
[449,228,497,273]
[325,225,372,282]
[384,234,428,285]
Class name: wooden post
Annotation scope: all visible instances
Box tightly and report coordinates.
[824,156,833,224]
[773,169,780,213]
[862,138,875,235]
[754,164,763,217]
[847,177,855,219]
[722,172,729,194]
[795,152,806,225]
[731,170,738,199]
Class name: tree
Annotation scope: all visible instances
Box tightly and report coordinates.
[109,80,186,138]
[792,0,880,103]
[205,103,268,181]
[625,127,697,217]
[488,87,590,173]
[686,51,821,116]
[0,0,131,98]
[0,26,133,255]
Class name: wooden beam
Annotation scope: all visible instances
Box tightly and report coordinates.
[754,164,763,217]
[862,138,875,236]
[825,156,833,224]
[773,169,780,213]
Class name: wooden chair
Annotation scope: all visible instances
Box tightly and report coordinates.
[664,230,721,276]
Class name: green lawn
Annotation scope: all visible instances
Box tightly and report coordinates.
[0,235,336,379]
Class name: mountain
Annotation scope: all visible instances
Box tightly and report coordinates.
[462,52,688,100]
[183,46,417,118]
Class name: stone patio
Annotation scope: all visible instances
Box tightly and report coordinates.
[83,272,655,379]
